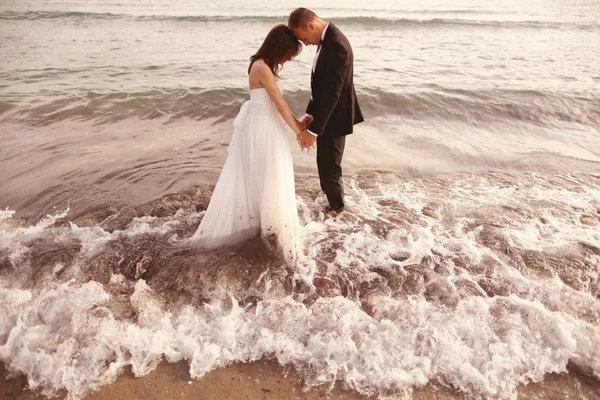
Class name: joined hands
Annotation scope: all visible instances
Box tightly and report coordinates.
[297,115,317,152]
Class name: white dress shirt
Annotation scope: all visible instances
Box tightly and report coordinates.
[306,22,330,137]
[312,22,330,73]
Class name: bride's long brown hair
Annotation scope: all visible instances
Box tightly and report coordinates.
[248,24,302,77]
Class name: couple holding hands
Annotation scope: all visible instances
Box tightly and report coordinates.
[188,8,363,264]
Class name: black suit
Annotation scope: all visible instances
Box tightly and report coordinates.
[307,23,363,209]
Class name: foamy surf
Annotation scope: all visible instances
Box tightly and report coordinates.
[1,171,599,399]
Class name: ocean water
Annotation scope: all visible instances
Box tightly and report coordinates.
[1,0,600,398]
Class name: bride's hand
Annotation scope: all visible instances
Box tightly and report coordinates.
[294,118,304,135]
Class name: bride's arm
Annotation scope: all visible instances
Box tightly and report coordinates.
[255,62,303,135]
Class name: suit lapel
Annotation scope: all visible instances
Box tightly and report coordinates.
[311,23,333,84]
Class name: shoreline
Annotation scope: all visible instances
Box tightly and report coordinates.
[2,359,599,400]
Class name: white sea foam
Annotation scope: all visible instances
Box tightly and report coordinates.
[0,208,16,222]
[1,279,598,399]
[1,174,599,399]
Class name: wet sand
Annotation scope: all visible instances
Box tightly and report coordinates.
[2,359,599,400]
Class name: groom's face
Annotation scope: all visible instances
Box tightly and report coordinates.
[291,22,319,46]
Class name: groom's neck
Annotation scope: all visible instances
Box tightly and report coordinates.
[314,18,328,39]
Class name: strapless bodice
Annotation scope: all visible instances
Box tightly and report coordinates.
[249,80,283,103]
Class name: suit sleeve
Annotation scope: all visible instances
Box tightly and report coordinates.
[308,42,350,136]
[306,98,314,115]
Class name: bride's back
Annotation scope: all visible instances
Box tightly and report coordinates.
[248,59,267,90]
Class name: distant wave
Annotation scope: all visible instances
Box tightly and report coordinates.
[317,7,519,15]
[1,86,598,128]
[0,10,123,20]
[0,11,596,30]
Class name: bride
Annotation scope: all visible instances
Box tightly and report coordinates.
[187,25,305,264]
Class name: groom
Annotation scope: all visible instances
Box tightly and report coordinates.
[288,8,364,211]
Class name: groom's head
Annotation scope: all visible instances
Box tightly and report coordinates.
[288,8,326,46]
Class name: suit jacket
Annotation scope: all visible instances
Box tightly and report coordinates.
[307,23,364,137]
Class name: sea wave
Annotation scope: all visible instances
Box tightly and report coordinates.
[1,86,598,128]
[1,171,600,398]
[0,11,596,30]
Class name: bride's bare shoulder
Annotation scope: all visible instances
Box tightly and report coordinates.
[249,58,269,75]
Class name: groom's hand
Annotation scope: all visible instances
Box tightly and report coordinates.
[301,115,313,130]
[297,130,317,152]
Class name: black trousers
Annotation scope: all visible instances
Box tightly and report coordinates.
[316,135,346,208]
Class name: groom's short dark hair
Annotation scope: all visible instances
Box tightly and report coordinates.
[288,8,317,29]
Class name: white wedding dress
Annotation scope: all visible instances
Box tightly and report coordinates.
[188,80,302,264]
